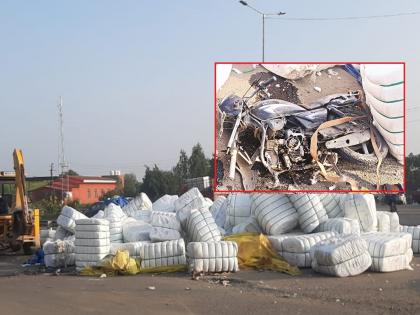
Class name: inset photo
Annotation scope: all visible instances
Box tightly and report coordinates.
[215,63,405,192]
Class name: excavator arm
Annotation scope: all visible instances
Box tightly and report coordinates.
[13,149,30,224]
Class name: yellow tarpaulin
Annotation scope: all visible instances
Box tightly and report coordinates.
[224,233,300,276]
[79,250,187,276]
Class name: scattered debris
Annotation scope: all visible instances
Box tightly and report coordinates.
[313,86,322,92]
[147,286,156,291]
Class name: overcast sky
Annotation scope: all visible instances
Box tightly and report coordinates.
[0,0,418,178]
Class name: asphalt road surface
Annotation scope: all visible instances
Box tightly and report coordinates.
[1,208,419,315]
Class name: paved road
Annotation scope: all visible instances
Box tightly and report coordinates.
[1,208,419,314]
[0,258,419,315]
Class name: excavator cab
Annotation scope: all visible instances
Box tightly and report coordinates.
[0,149,40,254]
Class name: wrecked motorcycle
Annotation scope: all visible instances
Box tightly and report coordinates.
[217,76,388,188]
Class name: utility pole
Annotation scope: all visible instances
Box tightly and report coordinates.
[57,97,69,203]
[49,163,54,185]
[239,1,286,61]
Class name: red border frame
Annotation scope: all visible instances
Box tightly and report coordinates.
[214,62,406,194]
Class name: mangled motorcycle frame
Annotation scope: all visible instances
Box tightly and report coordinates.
[217,76,388,188]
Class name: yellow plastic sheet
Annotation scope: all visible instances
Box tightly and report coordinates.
[80,250,141,276]
[79,250,187,276]
[224,233,300,276]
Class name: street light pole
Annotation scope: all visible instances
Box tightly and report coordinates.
[239,1,286,62]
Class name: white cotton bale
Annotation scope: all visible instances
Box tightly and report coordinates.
[400,225,420,253]
[232,216,262,234]
[289,194,328,233]
[187,241,239,273]
[149,227,181,242]
[319,194,344,218]
[342,194,377,232]
[225,193,252,228]
[251,193,298,235]
[139,239,186,269]
[186,208,222,242]
[122,221,152,242]
[174,188,207,227]
[316,218,360,235]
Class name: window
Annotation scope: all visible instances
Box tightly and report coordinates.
[94,189,98,198]
[87,189,91,199]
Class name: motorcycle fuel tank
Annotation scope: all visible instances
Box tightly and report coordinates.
[250,99,306,121]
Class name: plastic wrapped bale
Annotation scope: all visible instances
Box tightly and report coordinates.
[56,206,87,233]
[139,239,186,269]
[104,203,126,243]
[400,225,420,254]
[187,241,238,273]
[53,226,74,241]
[232,216,262,234]
[268,231,305,253]
[376,211,391,232]
[122,221,152,242]
[251,193,298,235]
[40,228,56,245]
[361,232,413,272]
[210,196,228,229]
[122,193,153,217]
[378,211,400,232]
[149,211,182,242]
[43,239,75,268]
[204,197,213,208]
[319,194,344,218]
[152,194,178,212]
[342,194,377,232]
[225,193,252,228]
[149,227,181,242]
[74,218,110,268]
[174,188,207,227]
[310,234,372,277]
[131,210,152,222]
[104,203,127,221]
[279,231,336,267]
[185,208,222,242]
[150,211,181,232]
[316,218,360,235]
[110,241,149,258]
[289,194,328,233]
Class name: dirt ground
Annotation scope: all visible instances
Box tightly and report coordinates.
[216,64,403,191]
[1,208,420,315]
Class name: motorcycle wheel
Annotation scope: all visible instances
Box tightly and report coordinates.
[338,129,389,165]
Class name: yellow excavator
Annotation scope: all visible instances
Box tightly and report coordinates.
[0,149,40,254]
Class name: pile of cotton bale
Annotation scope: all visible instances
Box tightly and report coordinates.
[43,189,417,277]
[210,192,416,277]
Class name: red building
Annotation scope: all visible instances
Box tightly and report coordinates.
[31,175,120,205]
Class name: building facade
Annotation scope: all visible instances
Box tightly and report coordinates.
[30,175,120,205]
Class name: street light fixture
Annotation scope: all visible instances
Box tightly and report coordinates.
[239,1,286,62]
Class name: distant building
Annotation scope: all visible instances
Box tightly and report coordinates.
[30,175,120,204]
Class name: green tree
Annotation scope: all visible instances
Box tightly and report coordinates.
[189,143,209,178]
[64,169,79,176]
[141,165,179,201]
[173,150,190,181]
[123,173,138,197]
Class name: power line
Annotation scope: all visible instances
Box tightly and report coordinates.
[266,11,420,21]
